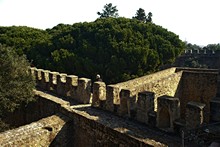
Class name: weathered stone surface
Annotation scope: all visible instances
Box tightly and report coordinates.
[179,71,217,122]
[118,89,131,116]
[48,71,59,92]
[157,95,180,131]
[40,70,50,89]
[0,114,69,147]
[21,67,220,146]
[136,91,155,124]
[77,78,91,104]
[65,75,78,97]
[186,101,206,129]
[57,73,67,96]
[92,81,106,107]
[106,85,119,112]
[1,90,182,147]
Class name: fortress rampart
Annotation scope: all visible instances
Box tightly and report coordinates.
[1,90,176,146]
[92,68,218,132]
[183,49,220,55]
[175,49,220,69]
[1,66,220,146]
[29,67,219,133]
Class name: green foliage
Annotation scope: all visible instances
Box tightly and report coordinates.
[133,8,153,23]
[0,119,10,132]
[97,3,119,18]
[184,57,208,68]
[0,18,184,84]
[0,44,35,117]
[206,43,220,51]
[133,8,147,22]
[186,43,202,50]
[146,12,153,23]
[0,26,51,55]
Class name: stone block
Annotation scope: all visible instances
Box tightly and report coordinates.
[92,81,106,108]
[186,101,205,129]
[118,89,130,116]
[157,95,180,131]
[35,69,44,87]
[40,70,50,90]
[136,91,154,124]
[57,73,67,96]
[29,67,37,78]
[65,75,78,97]
[106,85,119,112]
[77,78,91,104]
[48,72,59,92]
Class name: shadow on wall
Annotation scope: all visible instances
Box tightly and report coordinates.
[49,120,74,147]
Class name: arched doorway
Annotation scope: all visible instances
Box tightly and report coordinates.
[158,107,170,128]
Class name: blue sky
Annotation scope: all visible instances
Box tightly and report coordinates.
[0,0,219,46]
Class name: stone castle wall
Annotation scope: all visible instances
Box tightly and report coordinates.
[92,67,218,131]
[183,49,220,55]
[4,90,70,127]
[175,49,220,69]
[1,91,176,146]
[29,68,92,104]
[92,68,179,112]
[0,114,70,146]
[1,66,219,146]
[178,71,218,122]
[29,67,218,126]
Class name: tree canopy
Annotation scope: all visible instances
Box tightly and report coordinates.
[0,44,35,115]
[146,12,153,22]
[97,3,119,18]
[133,8,147,22]
[0,44,35,131]
[0,17,184,84]
[133,8,153,23]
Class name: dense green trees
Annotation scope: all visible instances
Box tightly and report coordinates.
[0,17,184,84]
[97,3,119,18]
[0,44,35,131]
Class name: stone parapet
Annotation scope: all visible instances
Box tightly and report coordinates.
[29,67,91,104]
[29,66,219,134]
[183,49,216,55]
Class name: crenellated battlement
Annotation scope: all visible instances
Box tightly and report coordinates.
[29,67,92,104]
[29,67,220,133]
[1,67,220,146]
[92,67,219,132]
[183,49,220,56]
